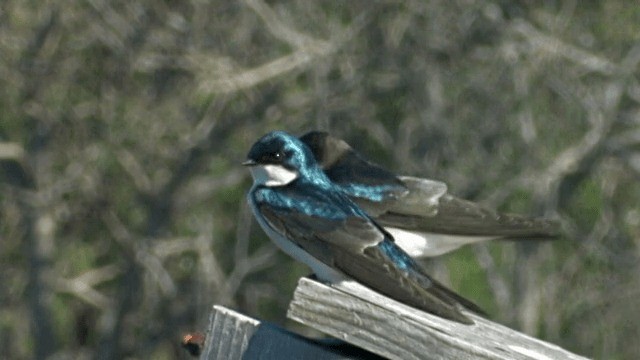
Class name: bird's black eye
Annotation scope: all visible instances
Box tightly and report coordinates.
[260,151,284,164]
[271,151,285,163]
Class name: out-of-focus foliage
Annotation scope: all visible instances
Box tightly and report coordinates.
[1,0,639,359]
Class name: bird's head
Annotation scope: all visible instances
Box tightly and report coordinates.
[243,131,322,187]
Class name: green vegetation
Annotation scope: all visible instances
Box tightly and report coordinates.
[1,1,639,358]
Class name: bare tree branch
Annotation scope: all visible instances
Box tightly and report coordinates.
[51,265,123,308]
[511,20,620,75]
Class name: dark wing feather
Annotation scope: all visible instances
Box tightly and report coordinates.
[361,176,446,217]
[256,195,478,324]
[302,131,559,239]
[301,131,408,201]
[325,152,407,193]
[332,241,477,324]
[349,176,559,239]
[377,192,560,238]
[261,205,383,253]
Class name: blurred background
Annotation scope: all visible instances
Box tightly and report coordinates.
[1,1,639,359]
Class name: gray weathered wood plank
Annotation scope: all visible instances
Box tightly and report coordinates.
[200,305,383,360]
[288,277,589,360]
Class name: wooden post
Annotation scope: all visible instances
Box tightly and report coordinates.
[202,277,589,359]
[200,305,381,359]
[287,277,589,360]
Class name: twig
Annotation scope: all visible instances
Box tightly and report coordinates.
[243,0,322,48]
[51,265,123,308]
[197,5,370,95]
[511,19,620,75]
[472,245,513,318]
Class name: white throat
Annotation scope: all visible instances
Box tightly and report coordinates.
[249,164,299,186]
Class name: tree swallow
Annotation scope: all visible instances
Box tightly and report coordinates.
[300,131,559,258]
[244,131,482,324]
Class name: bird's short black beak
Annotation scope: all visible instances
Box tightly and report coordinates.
[242,159,257,167]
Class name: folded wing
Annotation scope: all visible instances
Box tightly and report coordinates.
[255,188,480,324]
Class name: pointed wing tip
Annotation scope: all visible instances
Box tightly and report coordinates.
[510,217,563,240]
[446,310,476,325]
[441,290,489,321]
[459,314,476,325]
[430,303,477,325]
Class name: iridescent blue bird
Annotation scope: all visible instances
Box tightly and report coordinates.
[244,131,482,324]
[300,131,559,258]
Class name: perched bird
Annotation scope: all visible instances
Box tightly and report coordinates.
[300,131,559,258]
[244,131,482,324]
